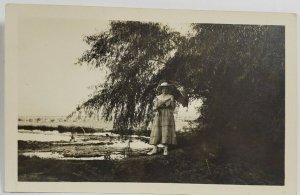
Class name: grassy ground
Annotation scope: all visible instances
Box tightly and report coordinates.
[18,134,283,185]
[18,149,216,183]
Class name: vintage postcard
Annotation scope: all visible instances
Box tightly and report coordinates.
[4,4,297,195]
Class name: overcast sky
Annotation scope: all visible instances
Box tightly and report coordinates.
[18,17,199,117]
[18,18,108,116]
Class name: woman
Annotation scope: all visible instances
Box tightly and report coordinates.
[147,82,177,156]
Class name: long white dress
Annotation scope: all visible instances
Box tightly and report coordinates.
[149,94,177,145]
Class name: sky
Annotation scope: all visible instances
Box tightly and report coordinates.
[17,17,199,117]
[18,18,108,116]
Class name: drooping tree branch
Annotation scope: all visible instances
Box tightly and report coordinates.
[71,21,183,130]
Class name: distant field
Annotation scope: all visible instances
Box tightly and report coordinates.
[18,116,113,130]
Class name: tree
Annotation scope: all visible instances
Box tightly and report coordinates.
[75,21,182,130]
[176,24,284,175]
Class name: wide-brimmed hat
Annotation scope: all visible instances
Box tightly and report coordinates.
[156,82,173,91]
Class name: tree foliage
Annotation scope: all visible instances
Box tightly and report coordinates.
[76,21,181,130]
[160,24,284,173]
[183,24,284,137]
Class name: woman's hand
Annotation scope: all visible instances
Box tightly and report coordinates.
[161,98,171,104]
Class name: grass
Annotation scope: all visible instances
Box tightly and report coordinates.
[18,132,284,184]
[18,149,212,183]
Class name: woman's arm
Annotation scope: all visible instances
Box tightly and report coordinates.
[159,95,175,108]
[168,95,175,109]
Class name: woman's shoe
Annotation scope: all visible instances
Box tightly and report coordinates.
[147,147,158,155]
[163,147,168,156]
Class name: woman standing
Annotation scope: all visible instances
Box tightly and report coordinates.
[148,82,177,156]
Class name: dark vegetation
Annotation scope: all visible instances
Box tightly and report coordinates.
[18,140,53,150]
[110,129,150,137]
[18,140,114,151]
[18,125,97,133]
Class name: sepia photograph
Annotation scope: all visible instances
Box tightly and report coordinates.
[4,4,297,195]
